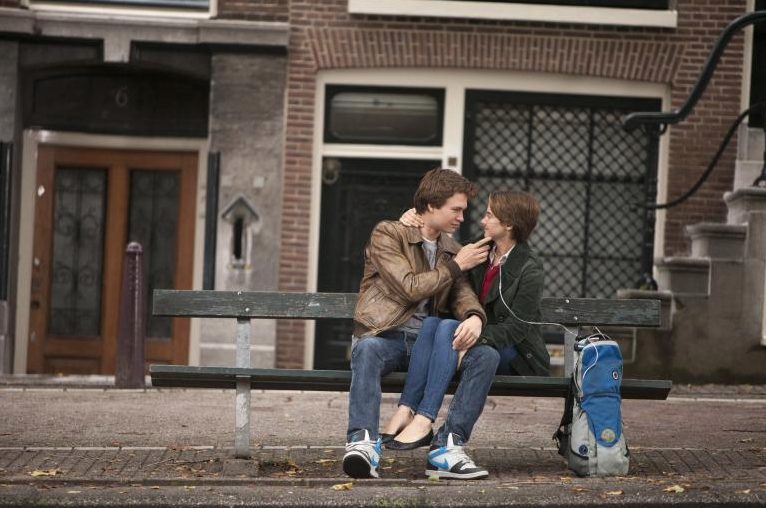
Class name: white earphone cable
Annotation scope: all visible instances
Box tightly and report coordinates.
[496,259,579,336]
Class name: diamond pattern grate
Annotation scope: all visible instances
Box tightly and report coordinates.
[464,95,657,298]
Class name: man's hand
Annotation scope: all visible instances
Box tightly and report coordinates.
[454,237,491,271]
[399,208,424,228]
[452,315,483,351]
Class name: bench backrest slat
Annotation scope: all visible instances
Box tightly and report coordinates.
[154,290,660,327]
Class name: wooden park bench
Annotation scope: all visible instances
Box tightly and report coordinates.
[149,290,671,458]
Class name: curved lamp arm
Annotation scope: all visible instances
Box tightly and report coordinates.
[623,10,766,133]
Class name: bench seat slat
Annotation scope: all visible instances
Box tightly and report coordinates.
[153,290,660,327]
[149,365,671,400]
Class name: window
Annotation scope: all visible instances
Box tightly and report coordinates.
[462,90,661,299]
[324,86,444,146]
[348,0,677,28]
[41,0,209,8]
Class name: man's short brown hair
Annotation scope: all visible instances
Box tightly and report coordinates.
[413,168,478,214]
[489,190,540,243]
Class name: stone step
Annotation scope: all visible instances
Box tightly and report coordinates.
[724,187,766,224]
[684,222,747,259]
[737,124,764,162]
[654,257,710,295]
[734,159,762,191]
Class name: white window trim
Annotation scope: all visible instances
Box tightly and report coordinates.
[348,0,677,28]
[22,0,214,19]
[322,144,443,160]
[305,67,671,369]
[13,129,209,374]
[0,11,288,63]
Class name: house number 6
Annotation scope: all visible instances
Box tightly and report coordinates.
[115,86,129,108]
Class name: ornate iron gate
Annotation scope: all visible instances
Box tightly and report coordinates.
[462,91,660,298]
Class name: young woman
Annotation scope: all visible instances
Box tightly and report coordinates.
[382,190,550,449]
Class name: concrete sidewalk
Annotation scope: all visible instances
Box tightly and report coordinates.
[0,381,764,506]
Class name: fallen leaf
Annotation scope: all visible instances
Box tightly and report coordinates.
[572,487,587,493]
[315,459,336,466]
[67,491,81,494]
[384,458,396,464]
[605,490,624,496]
[663,485,685,493]
[184,486,196,490]
[150,486,160,490]
[30,469,61,477]
[737,489,751,494]
[331,482,353,491]
[428,475,440,482]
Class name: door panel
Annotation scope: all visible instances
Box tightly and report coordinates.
[28,146,197,374]
[48,168,107,338]
[314,157,439,370]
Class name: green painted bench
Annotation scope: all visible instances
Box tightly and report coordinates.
[149,290,671,457]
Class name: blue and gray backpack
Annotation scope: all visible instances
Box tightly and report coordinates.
[554,334,630,476]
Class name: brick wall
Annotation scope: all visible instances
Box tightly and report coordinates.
[217,0,288,22]
[276,0,748,367]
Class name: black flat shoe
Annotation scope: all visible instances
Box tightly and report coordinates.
[385,430,434,450]
[380,433,396,445]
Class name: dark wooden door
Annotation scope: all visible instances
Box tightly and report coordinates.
[28,146,198,374]
[314,157,439,369]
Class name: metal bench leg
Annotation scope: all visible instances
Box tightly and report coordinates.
[234,317,251,458]
[563,326,580,379]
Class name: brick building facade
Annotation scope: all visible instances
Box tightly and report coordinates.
[0,1,758,376]
[275,0,749,368]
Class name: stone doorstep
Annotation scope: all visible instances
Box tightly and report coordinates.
[725,187,766,224]
[655,257,710,295]
[685,223,747,260]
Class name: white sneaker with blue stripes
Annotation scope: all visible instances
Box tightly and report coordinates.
[426,433,488,480]
[343,430,382,479]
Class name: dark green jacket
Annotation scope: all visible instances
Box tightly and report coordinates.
[468,242,551,376]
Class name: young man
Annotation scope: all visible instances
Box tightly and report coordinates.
[343,168,500,480]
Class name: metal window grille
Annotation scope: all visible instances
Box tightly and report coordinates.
[462,91,660,299]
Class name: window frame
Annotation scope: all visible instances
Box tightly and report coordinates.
[323,85,446,147]
[347,0,678,28]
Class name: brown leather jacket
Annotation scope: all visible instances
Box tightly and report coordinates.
[353,221,487,338]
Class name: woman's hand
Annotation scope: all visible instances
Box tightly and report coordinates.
[452,314,483,351]
[399,208,424,228]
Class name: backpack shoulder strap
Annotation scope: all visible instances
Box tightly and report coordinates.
[553,377,576,456]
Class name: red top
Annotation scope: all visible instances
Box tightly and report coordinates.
[479,263,500,303]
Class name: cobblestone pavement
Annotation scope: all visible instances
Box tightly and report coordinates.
[0,383,764,506]
[1,445,765,482]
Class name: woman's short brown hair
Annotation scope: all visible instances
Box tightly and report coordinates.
[413,168,478,214]
[489,190,540,243]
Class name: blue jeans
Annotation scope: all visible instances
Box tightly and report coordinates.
[433,344,500,446]
[399,317,459,421]
[347,325,500,446]
[496,343,519,375]
[347,329,416,441]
